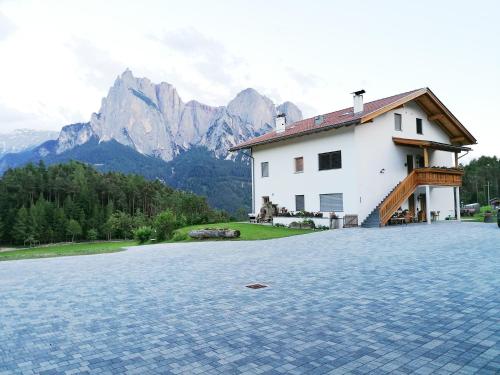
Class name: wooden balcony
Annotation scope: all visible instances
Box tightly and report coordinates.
[414,167,463,187]
[378,167,463,226]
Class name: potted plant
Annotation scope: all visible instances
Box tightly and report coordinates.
[484,210,493,223]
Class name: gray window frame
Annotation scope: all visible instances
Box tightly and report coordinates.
[394,113,402,131]
[261,162,269,177]
[295,194,305,211]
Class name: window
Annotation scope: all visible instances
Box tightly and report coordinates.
[295,195,305,211]
[320,193,343,212]
[416,155,425,168]
[294,157,304,173]
[318,151,342,170]
[416,118,423,134]
[261,162,269,177]
[394,113,402,131]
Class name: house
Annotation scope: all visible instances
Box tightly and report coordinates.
[229,88,477,227]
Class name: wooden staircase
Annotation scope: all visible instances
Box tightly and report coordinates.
[361,168,463,228]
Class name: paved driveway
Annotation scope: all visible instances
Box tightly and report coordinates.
[0,222,499,375]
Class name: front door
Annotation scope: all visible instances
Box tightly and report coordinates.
[406,155,414,174]
[408,194,415,216]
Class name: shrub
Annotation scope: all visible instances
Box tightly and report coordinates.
[171,231,188,242]
[302,219,316,228]
[274,223,286,227]
[87,228,98,241]
[154,210,185,241]
[134,226,153,244]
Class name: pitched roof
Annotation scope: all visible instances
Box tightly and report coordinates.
[229,88,476,151]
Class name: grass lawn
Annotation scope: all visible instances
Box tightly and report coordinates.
[171,222,315,242]
[462,205,498,223]
[0,241,135,262]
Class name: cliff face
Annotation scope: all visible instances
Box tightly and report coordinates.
[50,70,304,160]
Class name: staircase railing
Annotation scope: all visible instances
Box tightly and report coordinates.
[378,167,463,226]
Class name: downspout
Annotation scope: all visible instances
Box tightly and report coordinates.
[240,148,255,214]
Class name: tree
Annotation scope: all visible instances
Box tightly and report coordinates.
[12,207,31,245]
[67,219,82,242]
[0,161,226,244]
[154,210,185,241]
[134,226,152,244]
[86,228,98,241]
[106,212,134,239]
[0,216,4,243]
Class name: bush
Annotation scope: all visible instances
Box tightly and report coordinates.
[87,228,98,241]
[274,223,286,227]
[171,231,188,242]
[302,219,316,228]
[154,210,185,241]
[134,226,153,244]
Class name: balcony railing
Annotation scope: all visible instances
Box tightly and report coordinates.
[414,167,463,187]
[378,167,463,226]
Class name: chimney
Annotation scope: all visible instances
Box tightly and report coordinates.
[352,89,365,114]
[276,113,286,133]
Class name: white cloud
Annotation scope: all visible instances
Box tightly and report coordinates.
[67,37,125,91]
[0,11,15,41]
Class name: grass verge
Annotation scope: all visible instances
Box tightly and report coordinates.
[170,222,315,242]
[0,241,135,262]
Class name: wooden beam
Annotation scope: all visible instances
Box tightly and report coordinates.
[451,136,466,143]
[423,148,429,167]
[428,113,445,121]
[454,152,459,168]
[361,88,427,124]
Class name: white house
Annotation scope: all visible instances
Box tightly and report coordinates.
[229,88,476,227]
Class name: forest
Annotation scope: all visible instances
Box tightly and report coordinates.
[461,156,500,206]
[0,161,228,245]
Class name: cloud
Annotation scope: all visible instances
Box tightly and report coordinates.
[286,67,322,91]
[155,28,241,86]
[0,103,48,132]
[67,37,125,90]
[0,11,15,41]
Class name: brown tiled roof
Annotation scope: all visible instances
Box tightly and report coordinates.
[229,89,424,151]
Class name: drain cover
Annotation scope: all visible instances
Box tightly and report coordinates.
[246,283,268,289]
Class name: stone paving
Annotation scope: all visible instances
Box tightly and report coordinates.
[0,222,499,375]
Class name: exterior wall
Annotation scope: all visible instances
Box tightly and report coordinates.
[251,99,457,223]
[252,126,358,217]
[354,101,455,222]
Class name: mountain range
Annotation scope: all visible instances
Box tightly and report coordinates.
[0,129,58,157]
[0,70,303,214]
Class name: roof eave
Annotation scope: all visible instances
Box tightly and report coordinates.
[229,119,360,152]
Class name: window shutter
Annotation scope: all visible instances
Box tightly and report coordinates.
[320,193,343,212]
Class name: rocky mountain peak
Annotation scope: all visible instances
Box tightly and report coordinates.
[49,70,303,161]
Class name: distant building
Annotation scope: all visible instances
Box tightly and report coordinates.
[230,88,476,227]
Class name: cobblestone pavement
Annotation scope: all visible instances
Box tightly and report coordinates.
[0,222,499,374]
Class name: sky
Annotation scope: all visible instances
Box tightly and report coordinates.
[0,0,498,160]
